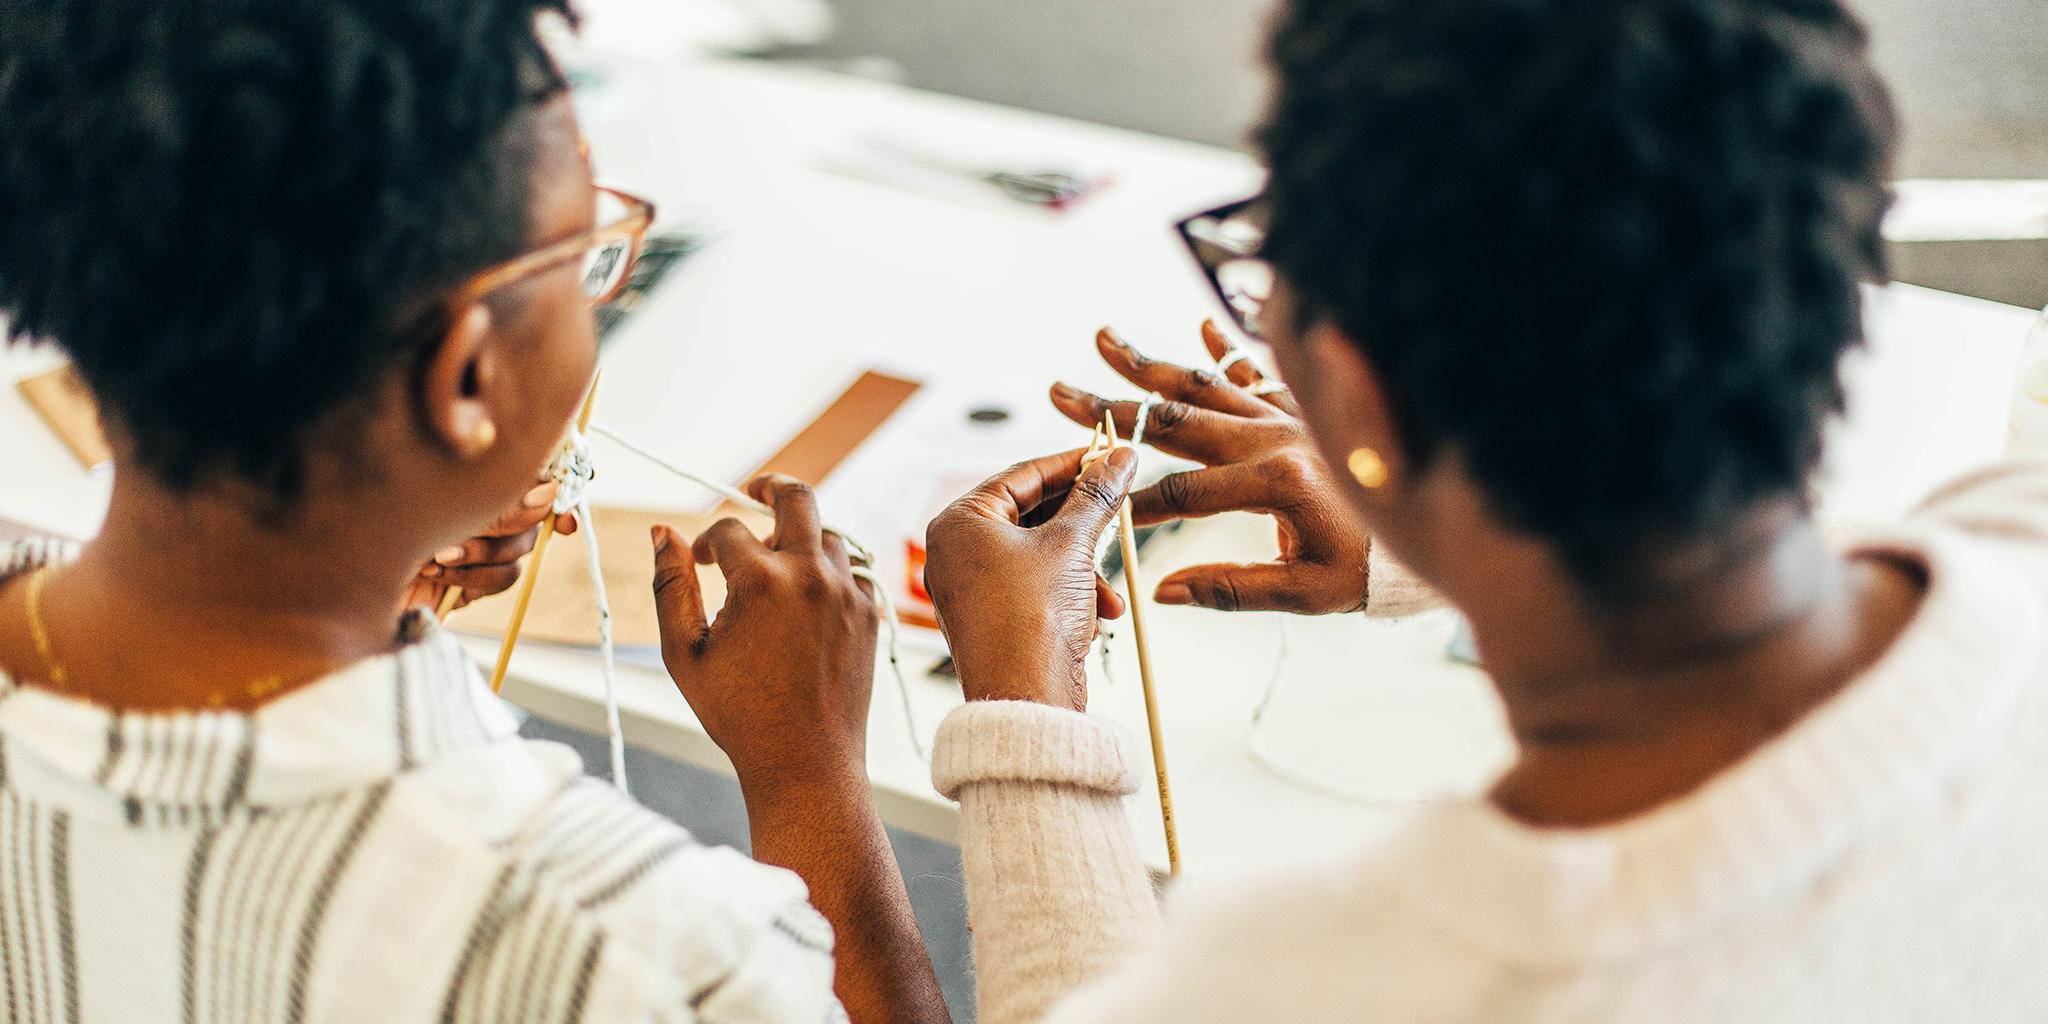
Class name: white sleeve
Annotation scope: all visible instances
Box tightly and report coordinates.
[572,840,844,1023]
[931,701,1163,1024]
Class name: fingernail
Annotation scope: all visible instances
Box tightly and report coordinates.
[650,525,668,552]
[419,563,442,578]
[1155,583,1192,605]
[524,482,557,508]
[1106,448,1137,473]
[1052,381,1080,401]
[433,545,467,565]
[1098,327,1128,349]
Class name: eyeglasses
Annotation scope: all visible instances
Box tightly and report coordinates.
[450,184,657,311]
[1175,194,1273,341]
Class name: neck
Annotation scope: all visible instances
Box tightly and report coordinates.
[1450,509,1918,828]
[24,472,434,709]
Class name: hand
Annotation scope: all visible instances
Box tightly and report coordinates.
[1048,321,1370,614]
[404,481,580,612]
[925,447,1137,711]
[649,475,879,787]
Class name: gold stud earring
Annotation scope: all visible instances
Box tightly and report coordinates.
[1347,446,1389,489]
[469,419,498,453]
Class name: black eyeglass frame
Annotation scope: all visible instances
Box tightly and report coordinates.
[1173,193,1274,342]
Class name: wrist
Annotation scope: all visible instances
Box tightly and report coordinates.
[955,654,1087,712]
[735,750,870,813]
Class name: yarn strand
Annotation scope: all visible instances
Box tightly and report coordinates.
[588,421,926,761]
[575,493,629,791]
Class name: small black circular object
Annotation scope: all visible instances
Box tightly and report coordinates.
[968,406,1010,424]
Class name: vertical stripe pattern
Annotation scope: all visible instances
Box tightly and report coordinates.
[0,539,841,1023]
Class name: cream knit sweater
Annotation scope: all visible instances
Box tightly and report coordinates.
[934,460,2048,1024]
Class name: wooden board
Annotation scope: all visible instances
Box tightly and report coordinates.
[736,369,921,497]
[18,365,111,470]
[446,507,731,648]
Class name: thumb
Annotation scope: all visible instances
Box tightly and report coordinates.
[1054,447,1138,552]
[650,525,709,659]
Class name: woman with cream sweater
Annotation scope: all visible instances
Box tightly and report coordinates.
[921,0,2048,1020]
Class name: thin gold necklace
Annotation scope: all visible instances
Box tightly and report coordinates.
[24,566,69,689]
[22,566,287,707]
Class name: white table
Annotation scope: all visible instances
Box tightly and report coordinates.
[2,55,2038,874]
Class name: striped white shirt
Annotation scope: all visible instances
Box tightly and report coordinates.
[0,538,843,1023]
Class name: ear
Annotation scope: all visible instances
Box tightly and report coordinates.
[1297,321,1407,489]
[421,303,501,459]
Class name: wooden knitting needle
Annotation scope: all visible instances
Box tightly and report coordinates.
[487,373,602,694]
[1104,410,1181,876]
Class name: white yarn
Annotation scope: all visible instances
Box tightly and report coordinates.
[586,421,926,761]
[1250,379,1290,397]
[575,494,629,791]
[548,430,598,515]
[1128,392,1164,450]
[589,424,875,564]
[1212,347,1254,375]
[539,430,630,791]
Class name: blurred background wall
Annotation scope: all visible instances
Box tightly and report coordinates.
[787,0,2047,307]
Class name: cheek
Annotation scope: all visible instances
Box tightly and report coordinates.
[496,282,599,484]
[535,284,600,429]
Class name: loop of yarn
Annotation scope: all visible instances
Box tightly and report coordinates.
[548,431,598,516]
[1213,347,1253,375]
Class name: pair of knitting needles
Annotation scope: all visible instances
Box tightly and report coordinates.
[434,375,603,694]
[1087,411,1181,876]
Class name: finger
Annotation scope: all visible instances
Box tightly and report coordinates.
[1094,327,1272,418]
[434,562,523,600]
[821,530,851,570]
[692,517,768,578]
[1199,319,1255,384]
[431,528,541,568]
[478,482,561,537]
[1047,383,1262,464]
[1201,320,1301,416]
[956,448,1089,525]
[746,474,822,552]
[400,579,437,612]
[1095,574,1127,620]
[553,509,579,535]
[1127,461,1279,526]
[1153,562,1318,613]
[1053,447,1138,552]
[650,525,710,658]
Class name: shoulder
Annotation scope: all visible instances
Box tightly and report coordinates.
[1895,459,2048,606]
[1910,459,2048,551]
[441,775,840,1024]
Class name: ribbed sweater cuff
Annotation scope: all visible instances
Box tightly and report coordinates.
[931,701,1143,801]
[1365,539,1445,618]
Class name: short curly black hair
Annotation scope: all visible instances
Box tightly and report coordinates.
[1258,0,1897,591]
[0,0,574,497]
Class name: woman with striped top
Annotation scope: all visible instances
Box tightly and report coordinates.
[0,1,950,1021]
